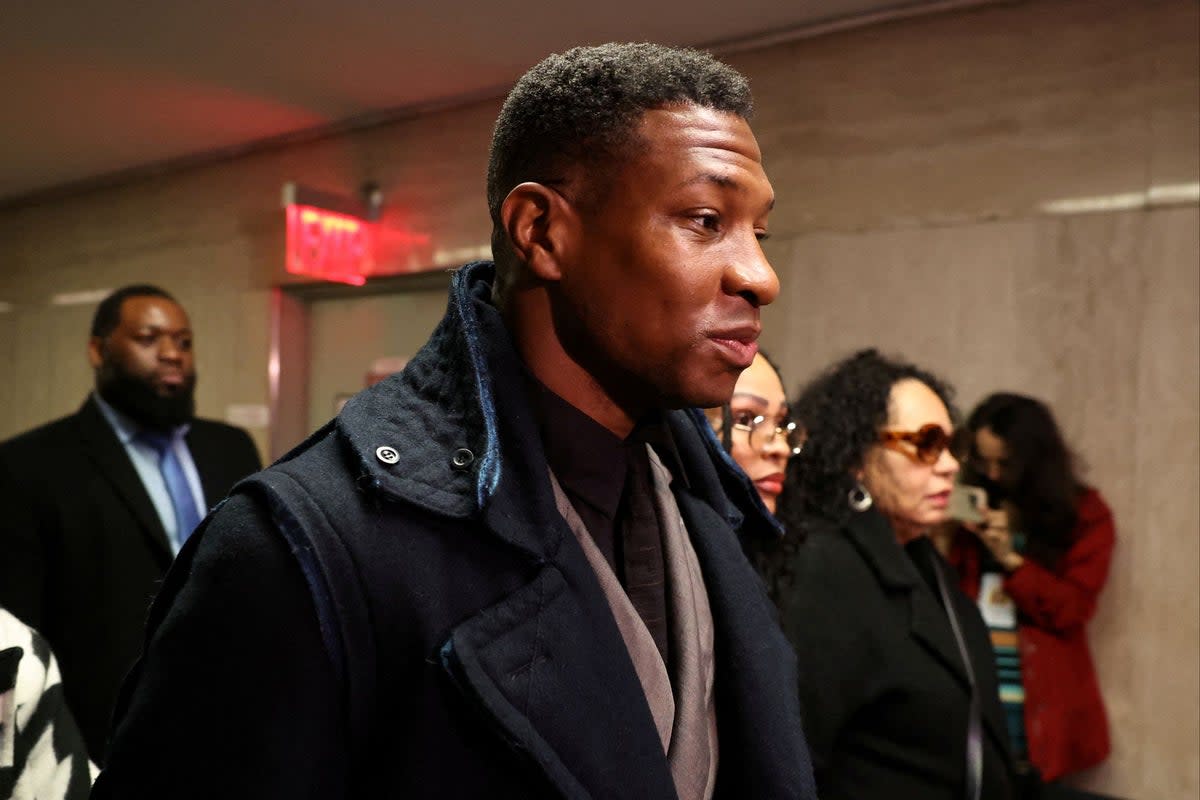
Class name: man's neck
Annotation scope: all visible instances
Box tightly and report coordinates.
[505,291,641,439]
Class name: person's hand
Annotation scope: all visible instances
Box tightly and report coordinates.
[972,508,1025,571]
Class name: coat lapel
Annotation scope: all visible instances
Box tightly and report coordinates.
[75,397,173,560]
[843,511,971,686]
[674,489,817,799]
[438,521,678,799]
[843,510,1010,754]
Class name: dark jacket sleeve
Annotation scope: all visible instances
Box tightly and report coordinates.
[777,536,877,776]
[0,445,49,632]
[91,493,347,799]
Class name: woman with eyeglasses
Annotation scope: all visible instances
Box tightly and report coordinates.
[771,349,1016,800]
[704,351,802,516]
[944,393,1113,789]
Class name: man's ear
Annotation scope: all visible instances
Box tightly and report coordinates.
[500,182,575,282]
[87,336,105,369]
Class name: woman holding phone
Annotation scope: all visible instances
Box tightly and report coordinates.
[947,392,1115,785]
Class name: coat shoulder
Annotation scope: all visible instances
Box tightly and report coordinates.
[0,412,82,455]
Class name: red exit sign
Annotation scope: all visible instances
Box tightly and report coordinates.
[285,203,373,286]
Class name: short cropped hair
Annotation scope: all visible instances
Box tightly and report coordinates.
[486,42,754,302]
[91,285,177,338]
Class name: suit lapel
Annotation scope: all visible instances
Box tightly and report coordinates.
[75,397,173,560]
[185,424,224,507]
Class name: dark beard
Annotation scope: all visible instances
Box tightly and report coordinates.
[97,366,196,432]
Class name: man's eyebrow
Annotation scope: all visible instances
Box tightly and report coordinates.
[137,324,192,334]
[679,173,775,210]
[681,172,742,191]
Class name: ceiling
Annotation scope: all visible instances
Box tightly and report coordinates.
[0,1,945,205]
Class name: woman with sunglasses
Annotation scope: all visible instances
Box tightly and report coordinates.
[772,349,1016,800]
[945,393,1114,789]
[705,351,802,516]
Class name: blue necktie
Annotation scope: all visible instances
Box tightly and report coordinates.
[140,431,203,548]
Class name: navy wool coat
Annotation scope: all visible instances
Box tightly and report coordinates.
[94,261,817,799]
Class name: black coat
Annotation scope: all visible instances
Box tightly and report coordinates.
[0,396,261,761]
[777,508,1016,800]
[93,261,818,799]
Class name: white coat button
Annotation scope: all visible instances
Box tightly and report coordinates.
[376,445,400,465]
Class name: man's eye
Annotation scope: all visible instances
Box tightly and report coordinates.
[755,229,771,242]
[691,213,720,232]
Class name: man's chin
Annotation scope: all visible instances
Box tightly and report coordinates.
[662,382,739,412]
[98,377,196,431]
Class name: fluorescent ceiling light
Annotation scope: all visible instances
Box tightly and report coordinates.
[50,289,112,306]
[1039,182,1200,215]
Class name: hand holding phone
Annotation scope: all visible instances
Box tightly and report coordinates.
[948,484,988,524]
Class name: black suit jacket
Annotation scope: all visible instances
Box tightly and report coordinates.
[779,508,1016,800]
[0,395,261,762]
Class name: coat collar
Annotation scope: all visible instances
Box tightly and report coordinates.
[840,507,1011,754]
[334,260,780,555]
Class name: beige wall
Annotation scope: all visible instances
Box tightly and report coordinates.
[0,1,1195,796]
[306,290,450,433]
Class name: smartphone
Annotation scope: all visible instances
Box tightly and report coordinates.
[948,484,988,524]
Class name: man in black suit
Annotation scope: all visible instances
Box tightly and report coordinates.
[0,284,261,763]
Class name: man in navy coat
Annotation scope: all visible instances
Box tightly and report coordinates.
[94,44,816,799]
[0,285,261,762]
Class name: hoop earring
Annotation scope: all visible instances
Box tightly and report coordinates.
[847,482,873,512]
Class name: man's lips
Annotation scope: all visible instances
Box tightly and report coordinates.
[157,372,186,387]
[709,324,761,368]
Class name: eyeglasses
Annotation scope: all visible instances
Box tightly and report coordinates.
[733,415,804,456]
[879,424,953,465]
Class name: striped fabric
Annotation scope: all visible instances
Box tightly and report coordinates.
[985,595,1028,760]
[0,609,97,799]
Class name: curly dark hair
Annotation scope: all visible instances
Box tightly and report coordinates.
[486,42,754,303]
[780,348,958,530]
[746,349,958,607]
[960,392,1082,566]
[91,284,176,338]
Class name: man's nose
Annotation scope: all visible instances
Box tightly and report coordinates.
[723,237,779,307]
[159,338,183,361]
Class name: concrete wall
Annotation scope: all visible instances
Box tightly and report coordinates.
[0,1,1195,796]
